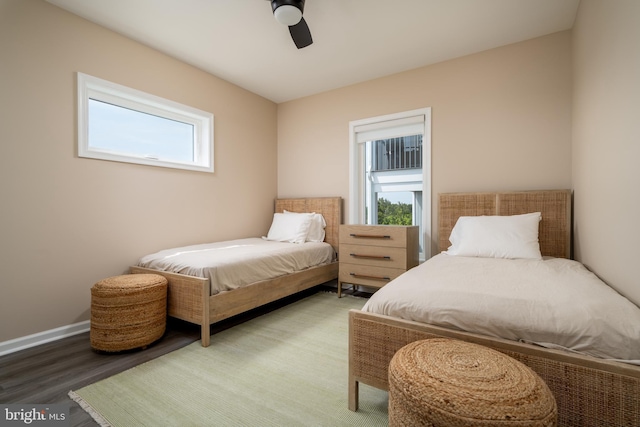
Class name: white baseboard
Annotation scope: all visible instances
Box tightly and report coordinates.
[0,321,90,357]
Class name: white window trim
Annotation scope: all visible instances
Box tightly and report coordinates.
[77,72,214,173]
[349,107,432,259]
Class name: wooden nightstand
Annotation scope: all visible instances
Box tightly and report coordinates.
[338,224,419,297]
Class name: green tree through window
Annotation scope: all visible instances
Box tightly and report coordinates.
[377,197,412,225]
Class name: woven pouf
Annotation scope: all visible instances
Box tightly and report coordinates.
[388,338,557,427]
[90,274,168,352]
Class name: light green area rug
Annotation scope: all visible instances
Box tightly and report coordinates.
[70,292,388,426]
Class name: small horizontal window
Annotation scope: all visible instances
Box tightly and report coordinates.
[77,72,214,173]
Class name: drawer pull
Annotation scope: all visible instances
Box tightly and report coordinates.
[349,233,391,239]
[349,253,391,260]
[350,273,391,281]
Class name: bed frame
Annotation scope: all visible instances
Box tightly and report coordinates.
[131,197,342,347]
[349,190,640,426]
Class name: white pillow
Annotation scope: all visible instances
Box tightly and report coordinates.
[283,211,326,242]
[264,212,312,244]
[445,212,542,259]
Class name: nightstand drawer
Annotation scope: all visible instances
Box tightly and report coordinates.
[339,225,409,248]
[340,244,408,269]
[338,264,406,288]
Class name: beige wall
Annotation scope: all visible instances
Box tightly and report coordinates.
[0,0,277,342]
[277,31,573,255]
[572,0,640,306]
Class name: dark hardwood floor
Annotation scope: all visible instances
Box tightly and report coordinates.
[0,283,370,426]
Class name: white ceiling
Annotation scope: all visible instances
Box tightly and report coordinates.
[45,0,580,103]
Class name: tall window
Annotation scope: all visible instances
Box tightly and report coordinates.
[77,73,214,173]
[349,108,431,259]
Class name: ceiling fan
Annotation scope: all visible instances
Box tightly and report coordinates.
[267,0,313,49]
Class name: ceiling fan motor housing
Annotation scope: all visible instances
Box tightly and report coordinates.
[271,0,306,26]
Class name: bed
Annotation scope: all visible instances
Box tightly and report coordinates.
[348,190,640,427]
[131,197,341,347]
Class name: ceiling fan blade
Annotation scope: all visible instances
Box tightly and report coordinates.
[289,17,313,49]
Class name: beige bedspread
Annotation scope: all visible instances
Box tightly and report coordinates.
[362,253,640,364]
[136,238,335,295]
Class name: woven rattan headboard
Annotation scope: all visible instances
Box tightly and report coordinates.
[274,197,342,253]
[438,190,572,258]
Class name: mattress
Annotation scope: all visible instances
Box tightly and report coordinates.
[362,253,640,364]
[136,238,335,295]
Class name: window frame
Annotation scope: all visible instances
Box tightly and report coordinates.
[349,108,432,260]
[77,72,214,173]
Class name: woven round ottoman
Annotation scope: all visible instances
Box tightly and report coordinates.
[90,274,168,352]
[388,338,557,427]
